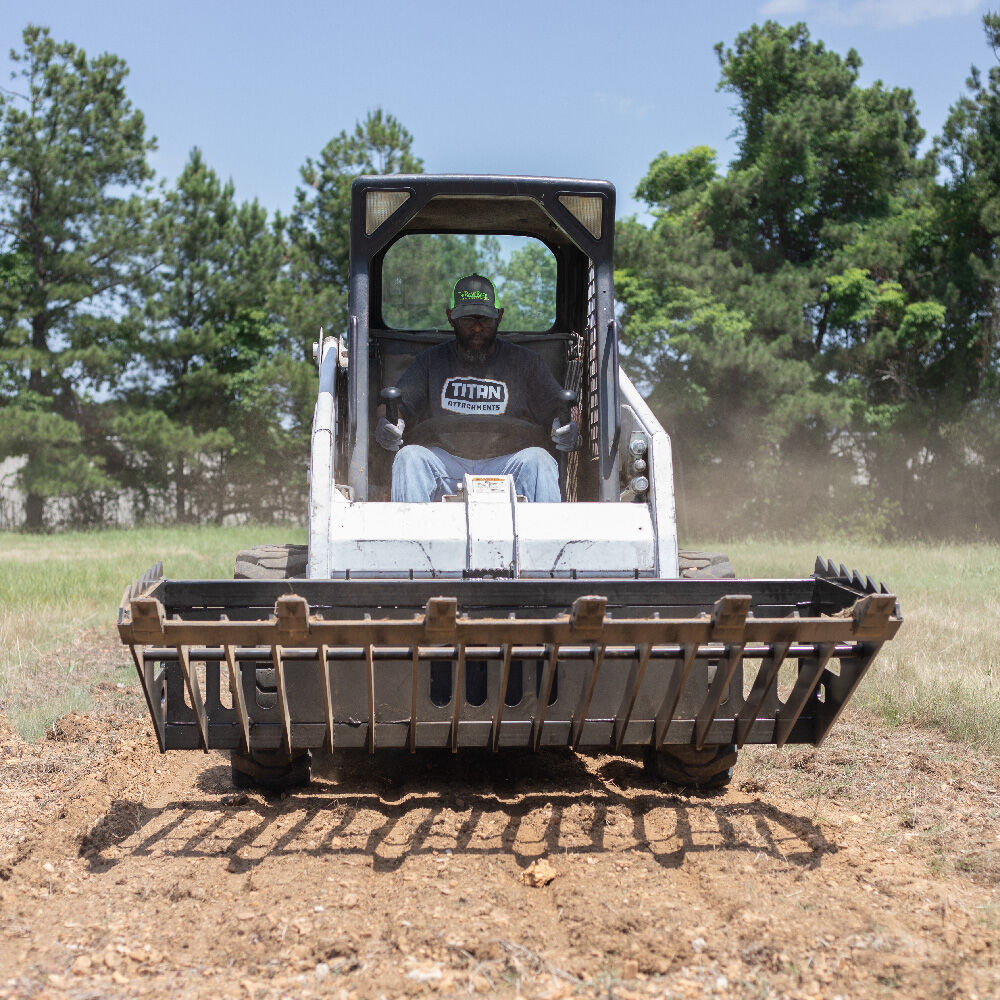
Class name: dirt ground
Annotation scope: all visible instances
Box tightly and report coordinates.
[0,631,997,1000]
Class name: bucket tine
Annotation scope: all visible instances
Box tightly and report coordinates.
[571,644,606,748]
[318,644,334,751]
[532,645,560,751]
[694,643,745,750]
[491,644,513,752]
[451,644,467,753]
[613,643,652,752]
[224,644,251,753]
[653,642,698,750]
[409,644,420,754]
[176,645,209,753]
[734,641,790,748]
[129,643,165,752]
[365,642,376,753]
[271,644,293,755]
[814,642,883,746]
[775,643,835,748]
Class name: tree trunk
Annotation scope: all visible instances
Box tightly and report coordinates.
[175,456,186,523]
[24,492,44,532]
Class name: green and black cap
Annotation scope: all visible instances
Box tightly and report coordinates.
[449,273,500,320]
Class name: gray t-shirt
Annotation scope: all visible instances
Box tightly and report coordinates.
[397,339,565,459]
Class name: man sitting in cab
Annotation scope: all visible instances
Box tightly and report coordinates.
[375,273,580,502]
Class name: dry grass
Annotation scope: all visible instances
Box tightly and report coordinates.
[719,538,1000,752]
[1,528,996,751]
[0,524,304,740]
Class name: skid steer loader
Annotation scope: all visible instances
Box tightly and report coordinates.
[118,174,902,791]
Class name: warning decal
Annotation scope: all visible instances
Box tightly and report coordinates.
[440,377,509,414]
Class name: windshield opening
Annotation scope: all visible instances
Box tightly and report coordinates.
[381,234,556,331]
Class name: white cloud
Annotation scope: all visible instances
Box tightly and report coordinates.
[594,93,653,120]
[759,0,982,28]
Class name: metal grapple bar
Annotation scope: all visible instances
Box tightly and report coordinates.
[118,558,901,755]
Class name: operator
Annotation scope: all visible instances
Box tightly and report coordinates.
[375,273,580,502]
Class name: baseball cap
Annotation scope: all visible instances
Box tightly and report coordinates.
[449,273,500,319]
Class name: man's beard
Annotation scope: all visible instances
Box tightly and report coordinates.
[455,334,497,363]
[456,342,495,363]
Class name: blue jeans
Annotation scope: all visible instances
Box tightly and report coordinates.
[391,445,560,502]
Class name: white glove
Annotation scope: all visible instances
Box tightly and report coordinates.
[550,418,582,453]
[375,416,405,452]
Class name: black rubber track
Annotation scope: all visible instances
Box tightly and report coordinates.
[644,743,738,790]
[678,550,736,579]
[234,543,308,580]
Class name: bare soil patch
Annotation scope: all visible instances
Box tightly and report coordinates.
[0,645,997,999]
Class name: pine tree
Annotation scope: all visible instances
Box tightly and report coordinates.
[0,25,154,528]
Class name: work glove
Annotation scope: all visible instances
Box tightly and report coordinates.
[375,416,405,452]
[550,418,582,453]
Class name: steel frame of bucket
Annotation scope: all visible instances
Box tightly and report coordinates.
[119,570,899,758]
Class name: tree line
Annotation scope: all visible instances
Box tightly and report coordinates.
[1,19,998,536]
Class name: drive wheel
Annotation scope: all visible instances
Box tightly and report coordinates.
[234,543,308,579]
[231,748,312,792]
[678,550,736,579]
[230,544,312,791]
[644,743,737,790]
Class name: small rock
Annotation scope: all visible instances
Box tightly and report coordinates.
[315,963,330,981]
[342,892,359,907]
[314,905,324,913]
[41,863,55,875]
[407,965,443,983]
[71,956,92,975]
[691,937,707,954]
[715,975,728,990]
[519,858,558,887]
[236,911,255,921]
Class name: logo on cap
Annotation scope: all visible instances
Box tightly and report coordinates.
[449,273,499,319]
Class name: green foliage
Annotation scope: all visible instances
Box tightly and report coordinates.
[119,149,311,522]
[286,109,423,345]
[0,25,155,529]
[619,19,998,538]
[382,233,494,329]
[496,241,556,331]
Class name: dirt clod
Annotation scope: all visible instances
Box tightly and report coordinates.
[519,857,558,886]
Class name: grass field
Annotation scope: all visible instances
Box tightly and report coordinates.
[0,525,304,739]
[1,528,997,749]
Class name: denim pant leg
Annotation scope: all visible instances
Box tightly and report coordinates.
[391,445,471,502]
[478,447,561,502]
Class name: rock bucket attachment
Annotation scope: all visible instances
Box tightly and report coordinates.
[118,559,901,756]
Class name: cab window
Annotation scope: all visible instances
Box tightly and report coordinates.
[382,234,556,331]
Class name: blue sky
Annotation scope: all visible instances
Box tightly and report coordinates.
[1,0,993,220]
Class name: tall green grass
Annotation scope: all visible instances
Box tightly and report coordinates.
[1,528,996,751]
[0,525,304,739]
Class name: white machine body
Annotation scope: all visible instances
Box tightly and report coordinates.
[307,336,679,580]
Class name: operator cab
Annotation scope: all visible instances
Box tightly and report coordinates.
[343,175,622,503]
